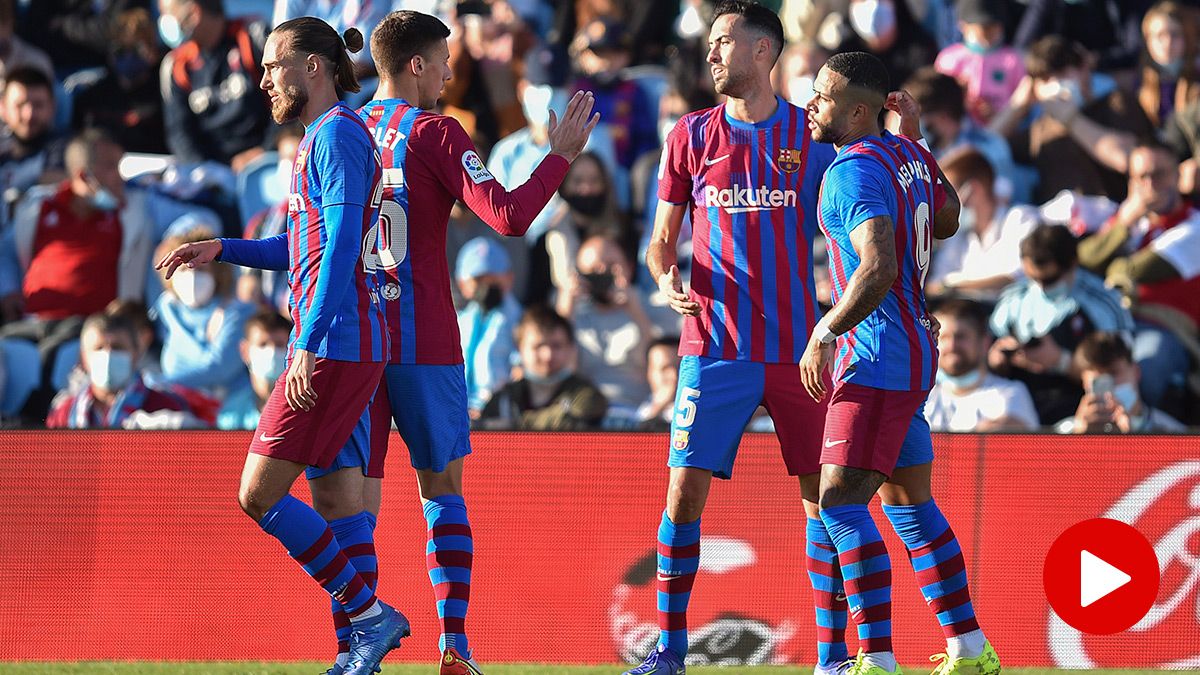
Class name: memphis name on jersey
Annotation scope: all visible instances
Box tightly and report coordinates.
[818,130,942,392]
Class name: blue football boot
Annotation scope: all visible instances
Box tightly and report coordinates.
[342,602,411,675]
[624,645,686,675]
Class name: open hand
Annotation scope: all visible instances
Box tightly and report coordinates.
[548,90,601,162]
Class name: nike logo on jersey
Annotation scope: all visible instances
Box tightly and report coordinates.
[259,433,287,443]
[824,439,848,448]
[704,154,731,166]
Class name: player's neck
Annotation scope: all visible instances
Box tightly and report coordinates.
[725,85,777,124]
[834,123,882,151]
[374,79,419,106]
[299,88,342,127]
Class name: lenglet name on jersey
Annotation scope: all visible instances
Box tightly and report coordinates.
[897,159,932,192]
[704,184,797,214]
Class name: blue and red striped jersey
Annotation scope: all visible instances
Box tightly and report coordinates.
[358,98,568,365]
[287,102,388,362]
[817,130,944,392]
[658,99,836,363]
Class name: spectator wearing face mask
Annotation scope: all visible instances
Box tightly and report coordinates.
[839,0,939,88]
[926,298,1038,432]
[0,0,53,83]
[1077,142,1200,410]
[934,0,1024,125]
[560,234,655,412]
[926,148,1037,300]
[455,236,522,416]
[990,36,1156,203]
[989,224,1135,424]
[0,68,67,222]
[152,228,255,396]
[888,66,1019,202]
[1057,331,1186,433]
[1133,2,1200,129]
[157,0,274,171]
[0,129,153,391]
[46,313,201,429]
[217,310,291,430]
[477,305,607,431]
[546,152,625,307]
[70,8,167,155]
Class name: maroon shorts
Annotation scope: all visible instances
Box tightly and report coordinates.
[819,381,931,476]
[249,357,387,470]
[763,363,831,476]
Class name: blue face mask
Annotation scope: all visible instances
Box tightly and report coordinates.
[1112,382,1139,411]
[964,36,996,55]
[937,367,984,391]
[158,13,191,50]
[91,185,120,211]
[89,349,134,391]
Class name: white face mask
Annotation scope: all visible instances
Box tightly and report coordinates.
[276,159,295,191]
[172,268,216,308]
[248,345,288,382]
[89,349,134,391]
[937,366,984,391]
[521,84,554,129]
[659,116,681,144]
[849,0,896,42]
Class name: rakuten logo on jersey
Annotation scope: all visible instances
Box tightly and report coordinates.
[704,185,797,214]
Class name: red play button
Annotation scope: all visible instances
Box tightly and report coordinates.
[1043,518,1160,634]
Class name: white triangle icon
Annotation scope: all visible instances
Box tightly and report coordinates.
[1080,550,1131,608]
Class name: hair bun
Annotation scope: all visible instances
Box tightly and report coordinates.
[342,27,364,54]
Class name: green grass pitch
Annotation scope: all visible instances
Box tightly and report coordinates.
[0,665,1170,675]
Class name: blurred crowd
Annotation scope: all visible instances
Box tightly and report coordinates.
[0,0,1196,434]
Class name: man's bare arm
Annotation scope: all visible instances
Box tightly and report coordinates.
[824,216,899,335]
[932,165,961,240]
[646,199,688,282]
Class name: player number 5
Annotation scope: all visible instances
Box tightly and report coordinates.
[361,182,409,272]
[675,387,701,428]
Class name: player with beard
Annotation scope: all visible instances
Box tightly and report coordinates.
[623,3,909,674]
[801,51,999,675]
[355,10,598,675]
[157,18,408,675]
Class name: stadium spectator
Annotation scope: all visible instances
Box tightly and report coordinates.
[634,335,680,431]
[456,236,522,416]
[569,18,657,169]
[926,147,1037,300]
[1013,0,1158,72]
[890,66,1018,200]
[0,67,66,222]
[477,305,607,430]
[104,298,161,379]
[0,0,53,82]
[934,0,1024,125]
[271,0,391,79]
[0,129,153,389]
[926,298,1039,432]
[990,36,1155,203]
[1056,331,1185,433]
[21,0,149,73]
[774,41,827,109]
[1133,2,1200,128]
[217,310,290,430]
[236,121,303,314]
[444,0,530,144]
[1077,143,1198,409]
[560,234,654,412]
[546,152,625,308]
[989,224,1135,425]
[838,0,939,87]
[158,0,274,170]
[70,8,167,154]
[46,313,201,429]
[152,227,255,395]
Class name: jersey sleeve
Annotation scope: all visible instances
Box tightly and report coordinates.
[219,233,289,270]
[657,117,692,204]
[423,116,570,236]
[294,121,375,352]
[824,156,893,232]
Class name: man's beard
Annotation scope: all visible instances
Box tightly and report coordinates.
[271,85,308,124]
[713,68,750,98]
[809,118,838,144]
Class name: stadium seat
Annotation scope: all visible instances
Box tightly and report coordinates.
[224,0,274,20]
[236,151,284,228]
[50,339,80,393]
[0,338,40,417]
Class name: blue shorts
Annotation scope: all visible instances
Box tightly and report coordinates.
[305,363,472,480]
[667,356,829,480]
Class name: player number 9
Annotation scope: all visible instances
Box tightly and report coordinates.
[914,201,931,286]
